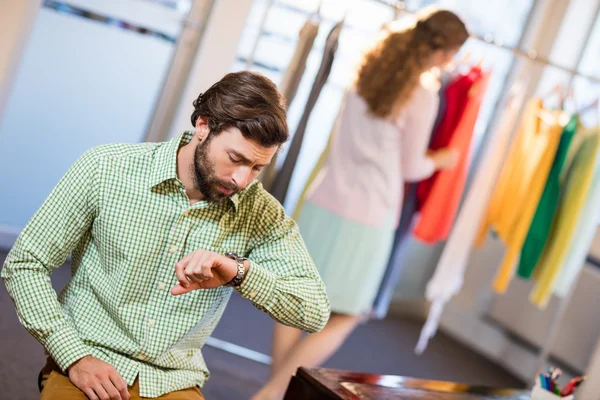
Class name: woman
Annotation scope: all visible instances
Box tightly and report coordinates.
[253,8,469,400]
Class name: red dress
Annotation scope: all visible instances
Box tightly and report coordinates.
[414,67,489,244]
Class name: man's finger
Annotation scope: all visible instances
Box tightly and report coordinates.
[175,251,199,286]
[183,269,205,284]
[93,383,111,400]
[186,251,210,281]
[175,251,195,269]
[174,261,189,288]
[200,261,214,280]
[175,251,199,287]
[83,388,100,400]
[109,372,130,400]
[101,377,123,400]
[171,282,202,296]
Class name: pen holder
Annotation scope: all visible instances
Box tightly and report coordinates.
[530,383,574,400]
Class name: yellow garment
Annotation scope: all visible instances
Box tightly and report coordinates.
[292,129,335,220]
[476,100,538,245]
[530,130,600,308]
[476,99,563,293]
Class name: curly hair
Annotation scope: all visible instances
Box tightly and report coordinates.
[355,7,469,119]
[190,71,289,147]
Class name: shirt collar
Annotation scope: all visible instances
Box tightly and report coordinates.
[148,131,255,212]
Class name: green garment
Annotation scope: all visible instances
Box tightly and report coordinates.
[518,115,578,278]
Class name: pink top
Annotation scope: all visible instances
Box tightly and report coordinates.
[305,76,439,228]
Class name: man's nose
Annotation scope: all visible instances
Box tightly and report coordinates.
[231,166,252,189]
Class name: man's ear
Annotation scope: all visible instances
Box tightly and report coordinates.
[195,117,210,141]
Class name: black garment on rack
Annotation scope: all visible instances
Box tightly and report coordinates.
[270,21,344,204]
[260,18,320,192]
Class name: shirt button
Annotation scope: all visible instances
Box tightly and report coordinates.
[249,291,257,299]
[169,245,178,254]
[148,319,156,328]
[138,353,147,361]
[158,282,165,291]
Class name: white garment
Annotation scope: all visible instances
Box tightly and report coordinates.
[307,73,439,228]
[415,84,525,354]
[554,157,600,296]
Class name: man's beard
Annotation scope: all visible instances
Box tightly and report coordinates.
[192,139,239,202]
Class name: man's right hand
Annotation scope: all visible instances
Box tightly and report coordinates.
[67,356,130,400]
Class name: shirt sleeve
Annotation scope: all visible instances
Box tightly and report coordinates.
[400,85,438,181]
[1,149,100,371]
[238,199,330,333]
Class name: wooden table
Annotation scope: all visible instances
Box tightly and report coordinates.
[284,368,530,399]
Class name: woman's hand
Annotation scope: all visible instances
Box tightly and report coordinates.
[429,148,459,170]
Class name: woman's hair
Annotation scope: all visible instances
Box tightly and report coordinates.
[355,7,469,118]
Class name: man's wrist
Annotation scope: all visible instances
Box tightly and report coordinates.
[67,354,92,373]
[223,253,248,287]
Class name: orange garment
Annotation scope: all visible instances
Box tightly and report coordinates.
[413,70,489,244]
[476,99,563,293]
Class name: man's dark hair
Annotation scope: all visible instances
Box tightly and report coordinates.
[190,71,289,147]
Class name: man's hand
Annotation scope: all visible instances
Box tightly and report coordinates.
[172,249,242,296]
[68,355,130,400]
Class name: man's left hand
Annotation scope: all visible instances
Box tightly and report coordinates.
[171,250,239,295]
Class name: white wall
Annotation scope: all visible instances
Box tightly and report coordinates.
[169,0,255,138]
[0,0,42,124]
[0,2,179,235]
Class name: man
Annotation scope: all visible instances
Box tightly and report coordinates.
[2,71,330,400]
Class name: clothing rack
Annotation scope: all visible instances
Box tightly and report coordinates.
[380,0,600,85]
[366,0,600,384]
[244,0,600,86]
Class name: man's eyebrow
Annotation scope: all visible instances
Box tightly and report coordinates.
[229,150,269,167]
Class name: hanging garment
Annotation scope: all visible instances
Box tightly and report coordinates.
[280,18,320,108]
[414,84,525,354]
[370,183,418,319]
[530,131,600,308]
[413,68,489,244]
[476,99,563,294]
[270,21,343,203]
[371,71,451,319]
[517,115,578,278]
[415,68,477,211]
[554,138,600,297]
[259,18,320,191]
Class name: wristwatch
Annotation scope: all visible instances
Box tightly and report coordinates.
[224,252,247,287]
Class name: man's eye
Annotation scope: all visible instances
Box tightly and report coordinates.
[229,155,241,163]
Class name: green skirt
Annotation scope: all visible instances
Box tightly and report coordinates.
[297,202,396,315]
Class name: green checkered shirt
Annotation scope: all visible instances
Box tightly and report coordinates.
[2,131,329,398]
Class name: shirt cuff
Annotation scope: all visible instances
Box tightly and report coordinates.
[44,325,92,372]
[236,260,277,307]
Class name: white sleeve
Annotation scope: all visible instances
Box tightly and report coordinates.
[400,86,438,182]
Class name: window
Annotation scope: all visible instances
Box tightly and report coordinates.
[234,0,534,213]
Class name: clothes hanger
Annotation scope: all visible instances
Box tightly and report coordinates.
[311,0,323,23]
[578,98,599,116]
[578,98,600,129]
[559,87,574,112]
[541,84,565,111]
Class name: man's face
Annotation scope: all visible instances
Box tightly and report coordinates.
[192,127,278,202]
